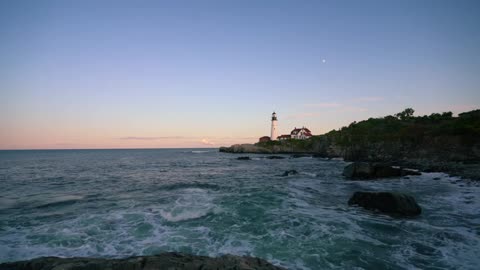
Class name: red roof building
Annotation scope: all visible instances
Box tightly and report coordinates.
[290,127,313,140]
[277,134,291,141]
[258,136,271,143]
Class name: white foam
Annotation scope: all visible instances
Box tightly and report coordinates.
[216,238,254,255]
[159,209,211,222]
[300,172,317,177]
[158,188,218,222]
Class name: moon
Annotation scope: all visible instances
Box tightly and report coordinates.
[322,59,326,63]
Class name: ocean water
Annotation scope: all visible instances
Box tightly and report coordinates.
[0,149,479,269]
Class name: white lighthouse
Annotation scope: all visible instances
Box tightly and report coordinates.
[270,112,278,140]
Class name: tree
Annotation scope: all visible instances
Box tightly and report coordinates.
[395,108,415,120]
[441,111,453,118]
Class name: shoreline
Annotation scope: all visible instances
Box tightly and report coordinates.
[219,144,480,181]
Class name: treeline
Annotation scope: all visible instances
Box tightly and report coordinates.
[322,108,480,147]
[254,108,480,162]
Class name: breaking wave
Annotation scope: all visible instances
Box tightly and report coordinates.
[1,149,479,269]
[157,188,218,222]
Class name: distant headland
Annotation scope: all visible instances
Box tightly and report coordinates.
[220,108,480,180]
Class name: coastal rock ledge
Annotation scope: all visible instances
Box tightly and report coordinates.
[0,252,285,270]
[220,144,272,154]
[343,162,421,179]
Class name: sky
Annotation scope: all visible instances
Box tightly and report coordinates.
[1,0,479,149]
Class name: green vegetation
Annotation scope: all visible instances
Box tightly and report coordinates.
[257,138,313,149]
[244,108,479,178]
[325,108,480,147]
[254,108,480,162]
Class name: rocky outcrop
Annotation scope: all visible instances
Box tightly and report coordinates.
[281,170,298,176]
[348,192,422,217]
[290,154,311,158]
[0,252,285,270]
[265,156,285,159]
[219,139,339,156]
[237,156,251,160]
[220,144,272,154]
[343,162,421,179]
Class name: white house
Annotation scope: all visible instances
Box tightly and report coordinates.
[290,127,312,140]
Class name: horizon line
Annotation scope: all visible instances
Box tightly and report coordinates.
[0,146,220,151]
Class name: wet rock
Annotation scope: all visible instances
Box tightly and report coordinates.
[343,162,421,179]
[348,191,422,217]
[374,164,402,178]
[265,156,285,159]
[219,144,272,154]
[281,170,298,176]
[0,252,285,270]
[433,177,441,180]
[237,156,251,160]
[343,162,375,179]
[401,168,421,176]
[290,154,311,158]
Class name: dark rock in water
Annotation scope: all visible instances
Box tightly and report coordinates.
[343,162,421,179]
[401,168,421,176]
[343,162,375,179]
[281,170,298,176]
[0,252,285,270]
[373,164,402,178]
[290,154,311,158]
[433,177,441,180]
[237,156,251,160]
[348,191,422,217]
[266,156,285,159]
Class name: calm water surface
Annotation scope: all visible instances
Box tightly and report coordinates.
[0,149,479,269]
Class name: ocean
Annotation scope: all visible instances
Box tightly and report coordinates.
[0,149,479,269]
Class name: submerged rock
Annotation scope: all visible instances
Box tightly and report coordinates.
[0,252,285,270]
[237,156,251,160]
[348,191,422,217]
[343,162,421,179]
[265,156,285,159]
[281,170,298,176]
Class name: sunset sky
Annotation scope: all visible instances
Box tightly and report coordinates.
[1,0,479,149]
